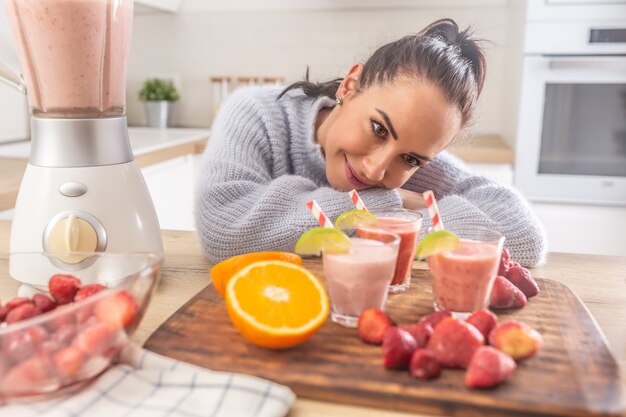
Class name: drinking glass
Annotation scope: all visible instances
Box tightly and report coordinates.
[357,208,422,293]
[322,229,400,328]
[427,225,505,318]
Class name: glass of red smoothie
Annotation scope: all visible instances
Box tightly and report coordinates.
[357,208,423,294]
[427,225,505,317]
[322,229,400,328]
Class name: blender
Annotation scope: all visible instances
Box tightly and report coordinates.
[0,0,163,293]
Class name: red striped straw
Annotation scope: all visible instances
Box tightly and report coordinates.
[423,190,444,231]
[306,200,334,228]
[349,189,368,211]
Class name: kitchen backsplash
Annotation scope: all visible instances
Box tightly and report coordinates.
[126,3,521,143]
[0,2,522,146]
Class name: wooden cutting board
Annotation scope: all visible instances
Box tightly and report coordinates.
[144,260,623,417]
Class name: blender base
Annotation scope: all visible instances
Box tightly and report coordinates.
[9,160,163,286]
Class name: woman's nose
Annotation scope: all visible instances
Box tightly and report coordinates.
[362,152,392,184]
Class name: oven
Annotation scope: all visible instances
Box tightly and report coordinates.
[515,1,626,205]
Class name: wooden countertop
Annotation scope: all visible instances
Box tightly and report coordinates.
[0,220,623,416]
[0,128,208,212]
[448,135,515,164]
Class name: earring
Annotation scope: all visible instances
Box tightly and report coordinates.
[335,97,343,106]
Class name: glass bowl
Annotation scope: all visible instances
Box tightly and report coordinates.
[0,252,163,402]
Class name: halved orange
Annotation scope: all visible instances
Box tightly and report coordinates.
[225,260,329,349]
[211,251,302,297]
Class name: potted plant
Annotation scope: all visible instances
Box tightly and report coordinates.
[139,78,180,128]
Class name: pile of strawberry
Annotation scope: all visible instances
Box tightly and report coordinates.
[358,308,543,388]
[490,248,540,309]
[0,275,138,395]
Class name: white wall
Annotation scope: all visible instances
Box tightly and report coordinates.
[127,1,518,134]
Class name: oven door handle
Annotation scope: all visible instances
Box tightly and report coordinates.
[548,57,626,71]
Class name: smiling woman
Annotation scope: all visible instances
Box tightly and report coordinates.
[195,18,547,268]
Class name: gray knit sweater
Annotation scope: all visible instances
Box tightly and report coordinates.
[195,87,547,267]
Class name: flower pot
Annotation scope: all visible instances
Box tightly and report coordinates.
[145,100,172,128]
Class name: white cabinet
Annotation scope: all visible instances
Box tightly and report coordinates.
[529,203,626,257]
[141,154,199,231]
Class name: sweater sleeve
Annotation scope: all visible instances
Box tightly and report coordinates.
[194,91,401,264]
[403,152,547,267]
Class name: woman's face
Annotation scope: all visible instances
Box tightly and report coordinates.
[316,69,462,191]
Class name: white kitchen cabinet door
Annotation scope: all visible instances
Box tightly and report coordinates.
[530,203,626,257]
[141,155,198,231]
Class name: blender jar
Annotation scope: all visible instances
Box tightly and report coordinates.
[3,0,134,118]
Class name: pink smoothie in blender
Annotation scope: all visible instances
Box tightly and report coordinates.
[4,0,133,117]
[3,0,162,291]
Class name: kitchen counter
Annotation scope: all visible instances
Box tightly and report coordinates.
[0,220,622,416]
[0,127,209,211]
[447,134,514,164]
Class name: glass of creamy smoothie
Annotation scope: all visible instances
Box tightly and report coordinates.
[357,208,422,293]
[322,229,400,328]
[427,225,505,317]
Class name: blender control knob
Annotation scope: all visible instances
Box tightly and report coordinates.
[46,213,99,264]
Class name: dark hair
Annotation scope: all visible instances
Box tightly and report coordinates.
[279,18,486,127]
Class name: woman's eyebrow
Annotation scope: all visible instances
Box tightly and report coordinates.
[375,108,398,140]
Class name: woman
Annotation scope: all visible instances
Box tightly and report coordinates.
[195,18,547,266]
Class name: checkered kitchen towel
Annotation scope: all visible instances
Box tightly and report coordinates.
[1,344,296,417]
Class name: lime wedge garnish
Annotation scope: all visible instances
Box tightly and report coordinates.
[334,209,377,230]
[415,230,460,258]
[295,228,351,256]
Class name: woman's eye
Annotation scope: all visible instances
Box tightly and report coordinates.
[403,154,421,168]
[370,120,387,137]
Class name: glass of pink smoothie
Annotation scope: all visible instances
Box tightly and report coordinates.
[322,229,400,328]
[357,208,422,294]
[4,0,134,118]
[427,225,505,317]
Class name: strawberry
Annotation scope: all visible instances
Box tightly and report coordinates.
[54,346,85,378]
[51,324,77,346]
[409,348,441,380]
[357,308,394,345]
[489,276,527,309]
[3,331,36,364]
[6,303,42,324]
[26,325,49,345]
[73,322,116,355]
[32,293,57,313]
[74,284,106,303]
[466,346,516,388]
[5,297,30,311]
[427,317,484,369]
[489,320,543,361]
[400,321,433,348]
[49,274,82,305]
[466,309,497,340]
[93,291,138,330]
[418,310,452,330]
[382,326,418,370]
[0,305,8,322]
[506,265,540,298]
[44,307,76,332]
[2,355,55,395]
[498,247,511,277]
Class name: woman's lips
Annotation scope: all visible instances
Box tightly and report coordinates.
[344,156,370,190]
